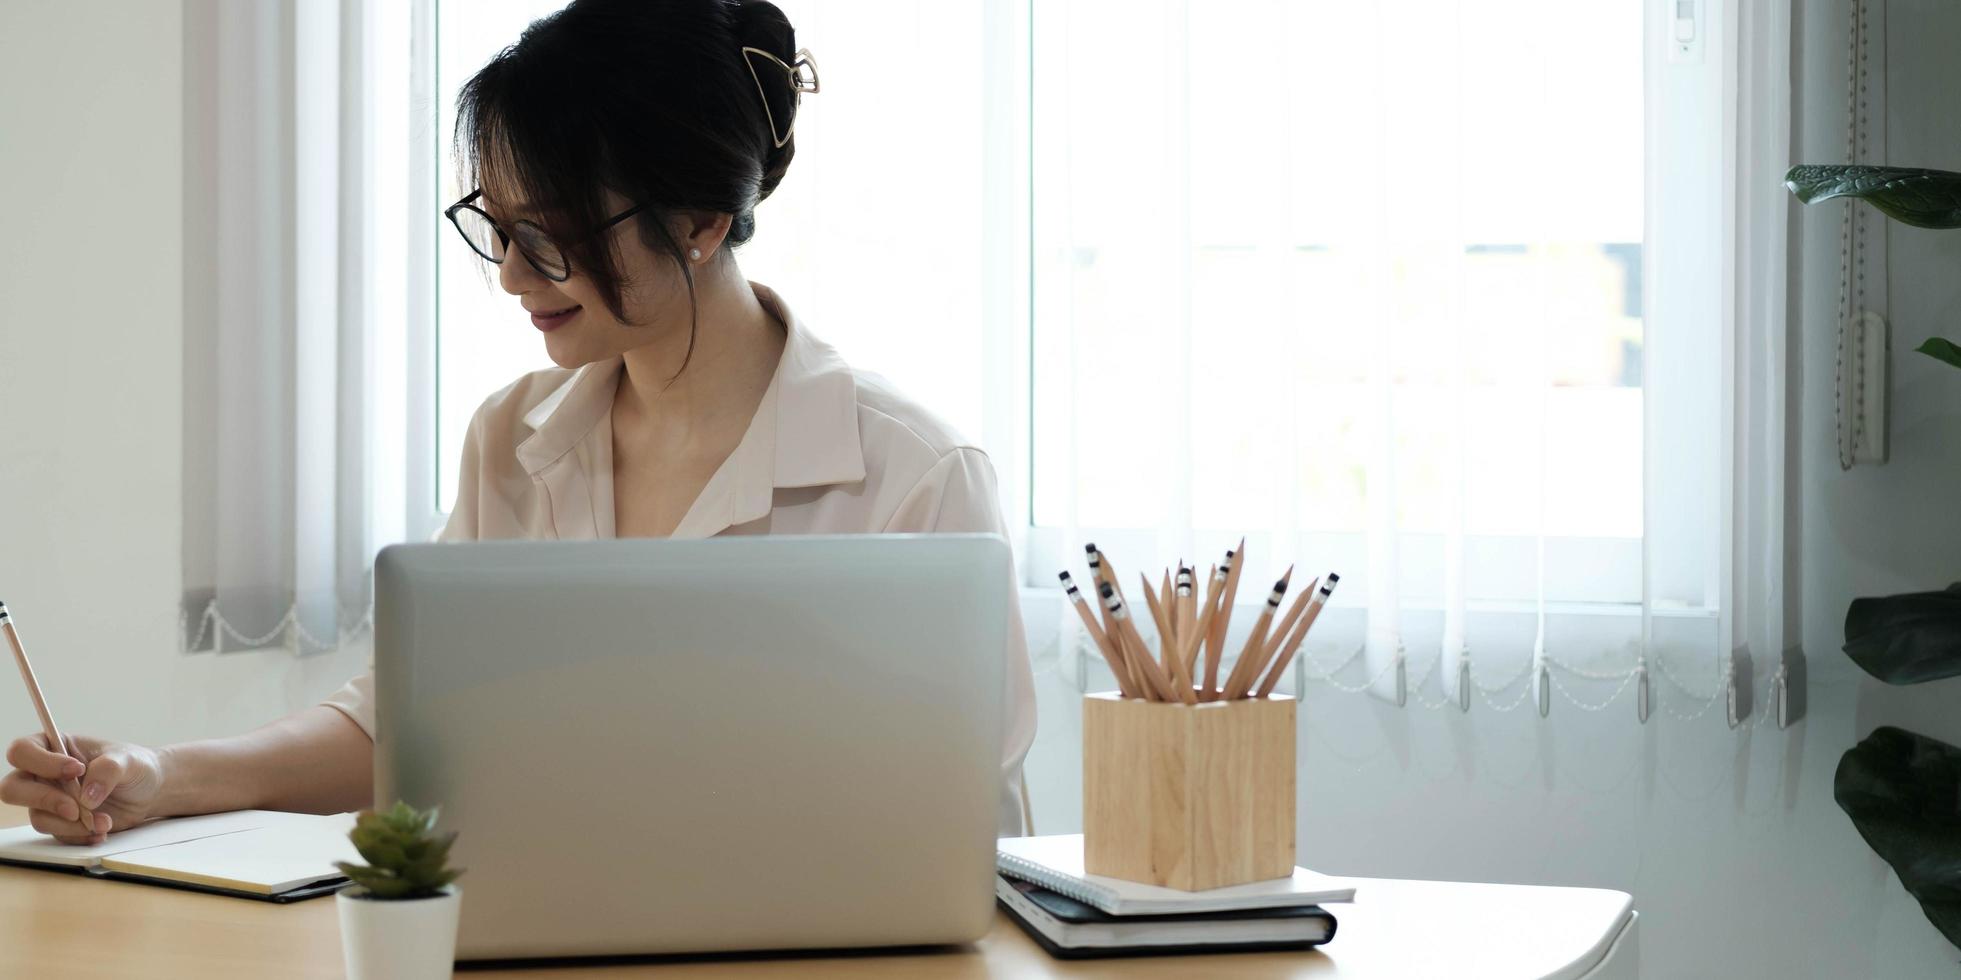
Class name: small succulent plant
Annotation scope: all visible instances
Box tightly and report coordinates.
[334,801,464,900]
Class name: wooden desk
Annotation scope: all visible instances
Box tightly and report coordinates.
[0,807,1635,978]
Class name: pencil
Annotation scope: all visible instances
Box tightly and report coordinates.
[1083,544,1119,640]
[1256,573,1340,698]
[1159,570,1175,648]
[1085,551,1150,695]
[0,602,97,834]
[1137,572,1176,701]
[1086,544,1128,606]
[1100,582,1178,701]
[1089,547,1154,694]
[1223,570,1292,699]
[1172,566,1224,687]
[1060,573,1137,699]
[1145,573,1198,704]
[1199,550,1233,700]
[1139,573,1174,662]
[1177,567,1196,650]
[1253,575,1320,681]
[1189,563,1221,679]
[1172,566,1195,657]
[1203,541,1247,700]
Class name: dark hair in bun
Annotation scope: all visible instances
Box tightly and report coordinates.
[454,0,808,351]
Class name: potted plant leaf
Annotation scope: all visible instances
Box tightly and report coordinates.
[1786,165,1961,950]
[334,801,465,980]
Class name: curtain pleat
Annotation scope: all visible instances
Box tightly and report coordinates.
[182,0,379,655]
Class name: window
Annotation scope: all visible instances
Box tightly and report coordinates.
[424,1,1728,667]
[1026,0,1676,608]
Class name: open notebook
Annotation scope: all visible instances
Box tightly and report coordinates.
[0,809,357,902]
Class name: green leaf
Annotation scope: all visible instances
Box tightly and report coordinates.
[338,800,461,900]
[1917,337,1961,371]
[350,830,409,870]
[1785,165,1961,228]
[1843,584,1961,684]
[1835,727,1961,949]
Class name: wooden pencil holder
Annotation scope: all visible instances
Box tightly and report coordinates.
[1082,692,1295,891]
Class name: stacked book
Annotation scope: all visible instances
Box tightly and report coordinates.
[997,835,1355,959]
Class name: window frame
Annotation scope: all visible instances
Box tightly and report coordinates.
[406,0,446,544]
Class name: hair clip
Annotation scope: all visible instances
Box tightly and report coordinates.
[741,46,821,149]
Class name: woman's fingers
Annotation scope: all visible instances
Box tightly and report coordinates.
[27,807,102,845]
[5,736,86,782]
[79,753,125,808]
[5,736,115,846]
[0,770,80,822]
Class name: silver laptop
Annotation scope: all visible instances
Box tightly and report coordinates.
[371,534,1010,962]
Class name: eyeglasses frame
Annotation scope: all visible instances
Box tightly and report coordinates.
[443,189,650,282]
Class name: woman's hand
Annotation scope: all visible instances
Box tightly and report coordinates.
[1,735,167,845]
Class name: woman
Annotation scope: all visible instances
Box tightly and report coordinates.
[1,0,1036,838]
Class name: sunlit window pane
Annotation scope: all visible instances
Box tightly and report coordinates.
[1032,0,1645,542]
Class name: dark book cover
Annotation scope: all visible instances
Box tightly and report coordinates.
[1000,876,1337,960]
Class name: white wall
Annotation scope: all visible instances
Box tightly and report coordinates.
[1024,5,1961,978]
[0,3,367,749]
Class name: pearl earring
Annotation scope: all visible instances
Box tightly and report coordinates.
[689,248,703,261]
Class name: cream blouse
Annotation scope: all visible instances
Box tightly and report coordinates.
[323,283,1037,834]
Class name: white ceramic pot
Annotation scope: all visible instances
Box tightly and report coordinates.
[336,885,462,980]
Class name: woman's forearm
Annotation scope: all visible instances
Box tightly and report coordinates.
[153,705,373,817]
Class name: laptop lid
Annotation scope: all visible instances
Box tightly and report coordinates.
[373,534,1009,960]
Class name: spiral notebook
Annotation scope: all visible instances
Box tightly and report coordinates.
[997,835,1356,916]
[0,809,356,902]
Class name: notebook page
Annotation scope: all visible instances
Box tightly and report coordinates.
[0,810,279,868]
[98,814,358,895]
[997,834,1357,915]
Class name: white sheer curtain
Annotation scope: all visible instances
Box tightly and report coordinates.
[180,0,410,655]
[1032,0,1786,723]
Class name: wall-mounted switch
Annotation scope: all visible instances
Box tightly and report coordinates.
[1668,0,1703,63]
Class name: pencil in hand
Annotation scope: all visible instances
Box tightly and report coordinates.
[0,601,98,836]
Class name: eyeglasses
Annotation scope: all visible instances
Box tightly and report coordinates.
[443,189,648,282]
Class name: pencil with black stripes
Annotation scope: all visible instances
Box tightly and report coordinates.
[1100,582,1178,701]
[1241,575,1318,697]
[1060,572,1138,698]
[1223,570,1292,699]
[1202,541,1246,699]
[1256,573,1340,698]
